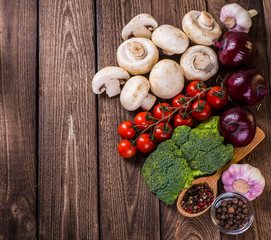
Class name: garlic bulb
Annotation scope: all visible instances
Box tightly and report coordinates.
[222,164,265,201]
[220,3,258,33]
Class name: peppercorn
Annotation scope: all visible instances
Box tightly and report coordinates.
[215,197,250,231]
[228,207,235,213]
[181,183,214,214]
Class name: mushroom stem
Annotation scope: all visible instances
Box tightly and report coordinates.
[223,16,236,29]
[233,179,250,194]
[129,42,146,58]
[193,52,211,70]
[141,93,156,111]
[248,9,258,18]
[199,11,214,27]
[105,79,122,97]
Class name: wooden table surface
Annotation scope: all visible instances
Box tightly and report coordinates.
[0,0,270,239]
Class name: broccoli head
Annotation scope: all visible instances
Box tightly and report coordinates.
[142,116,234,205]
[190,144,234,174]
[171,125,191,147]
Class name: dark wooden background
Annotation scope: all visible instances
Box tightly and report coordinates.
[0,0,270,239]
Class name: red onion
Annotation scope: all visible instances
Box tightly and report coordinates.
[219,107,256,147]
[214,31,257,67]
[224,68,269,106]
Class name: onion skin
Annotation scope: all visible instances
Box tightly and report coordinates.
[219,107,256,147]
[224,68,269,106]
[214,31,257,68]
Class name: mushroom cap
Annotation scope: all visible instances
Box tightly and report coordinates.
[182,10,222,46]
[152,25,189,55]
[120,76,151,111]
[92,66,130,97]
[117,38,159,75]
[149,59,184,99]
[180,45,218,81]
[122,13,158,40]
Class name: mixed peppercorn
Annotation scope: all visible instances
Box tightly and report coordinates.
[215,197,250,230]
[181,183,214,214]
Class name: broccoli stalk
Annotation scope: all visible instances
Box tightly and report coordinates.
[196,116,220,132]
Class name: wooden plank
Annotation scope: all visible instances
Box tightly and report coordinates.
[38,0,99,239]
[96,0,160,239]
[0,0,37,239]
[207,0,271,239]
[151,1,220,239]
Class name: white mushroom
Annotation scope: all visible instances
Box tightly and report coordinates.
[149,59,184,99]
[120,76,156,111]
[117,38,159,75]
[182,11,222,46]
[152,25,189,55]
[122,13,158,40]
[180,45,218,81]
[92,66,130,97]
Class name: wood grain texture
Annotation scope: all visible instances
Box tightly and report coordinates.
[207,0,271,239]
[151,1,220,239]
[96,0,160,239]
[38,0,99,239]
[0,0,37,239]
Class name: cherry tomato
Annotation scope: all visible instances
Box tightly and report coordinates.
[186,81,207,99]
[153,103,174,122]
[171,94,191,112]
[134,112,154,131]
[173,113,193,128]
[206,86,228,109]
[154,123,173,142]
[190,100,212,121]
[118,121,136,139]
[136,133,156,153]
[118,139,137,158]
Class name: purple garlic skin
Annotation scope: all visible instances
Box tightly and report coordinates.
[222,164,265,201]
[220,3,258,33]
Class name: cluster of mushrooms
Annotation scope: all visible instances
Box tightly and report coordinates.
[92,11,222,111]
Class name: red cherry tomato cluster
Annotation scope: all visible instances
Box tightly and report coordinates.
[117,81,228,158]
[187,81,228,121]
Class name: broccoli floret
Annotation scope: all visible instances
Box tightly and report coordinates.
[189,128,224,152]
[190,144,234,174]
[181,141,198,162]
[180,129,223,161]
[142,150,175,193]
[156,158,194,205]
[171,125,191,147]
[173,148,184,158]
[142,148,197,205]
[157,139,178,152]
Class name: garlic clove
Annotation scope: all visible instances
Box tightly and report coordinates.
[220,3,258,33]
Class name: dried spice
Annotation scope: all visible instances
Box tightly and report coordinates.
[215,197,250,230]
[181,183,214,214]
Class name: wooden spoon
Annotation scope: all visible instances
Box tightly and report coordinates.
[177,127,265,217]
